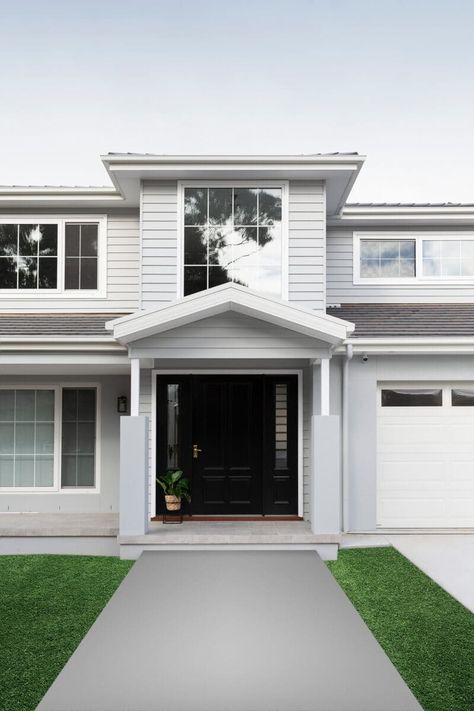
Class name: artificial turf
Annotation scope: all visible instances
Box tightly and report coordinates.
[328,547,474,711]
[1,550,473,711]
[0,555,133,711]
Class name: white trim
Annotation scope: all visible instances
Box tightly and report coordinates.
[130,359,140,417]
[150,369,304,519]
[353,231,474,286]
[320,358,331,416]
[176,181,289,300]
[0,215,107,298]
[334,337,474,355]
[107,283,353,345]
[0,382,101,494]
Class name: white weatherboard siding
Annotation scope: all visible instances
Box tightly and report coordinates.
[141,182,178,307]
[327,226,474,303]
[0,210,140,312]
[128,312,331,360]
[288,181,326,310]
[140,181,326,311]
[0,374,128,513]
[377,385,474,527]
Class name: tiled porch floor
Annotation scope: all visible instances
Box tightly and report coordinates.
[120,519,339,545]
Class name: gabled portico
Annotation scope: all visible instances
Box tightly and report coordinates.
[107,284,354,557]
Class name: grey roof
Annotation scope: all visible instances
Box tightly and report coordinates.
[327,304,474,338]
[0,313,128,337]
[345,202,474,208]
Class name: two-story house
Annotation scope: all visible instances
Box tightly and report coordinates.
[1,153,473,559]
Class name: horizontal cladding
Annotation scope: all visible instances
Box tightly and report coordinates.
[327,226,474,303]
[288,181,325,311]
[141,181,178,307]
[0,210,140,311]
[129,312,328,359]
[141,181,327,310]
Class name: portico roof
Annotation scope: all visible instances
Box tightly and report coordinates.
[106,283,354,346]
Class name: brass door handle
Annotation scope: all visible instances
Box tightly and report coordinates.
[192,444,203,459]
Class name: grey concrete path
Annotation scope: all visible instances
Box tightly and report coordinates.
[386,534,474,613]
[37,551,420,711]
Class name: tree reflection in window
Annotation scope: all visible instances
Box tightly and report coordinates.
[184,187,282,297]
[0,224,58,289]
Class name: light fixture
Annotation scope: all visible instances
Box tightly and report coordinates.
[117,396,128,414]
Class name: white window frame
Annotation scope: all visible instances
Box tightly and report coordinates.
[0,215,107,298]
[0,382,101,493]
[353,231,474,285]
[177,181,289,299]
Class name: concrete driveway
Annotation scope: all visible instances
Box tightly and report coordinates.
[386,534,474,613]
[37,550,421,711]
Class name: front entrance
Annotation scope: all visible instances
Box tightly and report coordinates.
[156,374,298,516]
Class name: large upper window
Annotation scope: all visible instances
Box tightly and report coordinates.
[0,219,102,294]
[355,233,474,283]
[182,185,284,297]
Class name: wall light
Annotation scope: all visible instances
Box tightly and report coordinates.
[117,396,128,414]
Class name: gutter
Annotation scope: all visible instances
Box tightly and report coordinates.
[334,337,474,355]
[0,337,126,352]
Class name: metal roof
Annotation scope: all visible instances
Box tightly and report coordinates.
[326,303,474,338]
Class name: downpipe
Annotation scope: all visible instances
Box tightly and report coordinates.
[342,343,353,532]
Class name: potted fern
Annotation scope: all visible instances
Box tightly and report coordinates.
[156,469,191,511]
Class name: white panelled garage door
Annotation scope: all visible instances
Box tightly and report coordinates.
[377,384,474,528]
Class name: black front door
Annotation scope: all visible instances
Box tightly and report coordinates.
[155,374,298,516]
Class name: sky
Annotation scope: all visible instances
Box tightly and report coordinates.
[0,0,473,202]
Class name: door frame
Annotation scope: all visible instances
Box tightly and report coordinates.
[151,369,303,518]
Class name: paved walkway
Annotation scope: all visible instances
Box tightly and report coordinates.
[341,533,474,613]
[37,551,420,711]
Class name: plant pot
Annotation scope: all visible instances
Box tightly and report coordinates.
[165,495,182,511]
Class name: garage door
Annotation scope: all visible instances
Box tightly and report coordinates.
[377,384,474,528]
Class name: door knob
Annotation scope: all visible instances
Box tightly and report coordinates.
[193,444,203,459]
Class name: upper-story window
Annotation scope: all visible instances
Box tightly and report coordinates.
[181,183,286,298]
[0,218,104,295]
[354,232,474,284]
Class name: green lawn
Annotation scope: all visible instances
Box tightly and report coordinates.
[0,555,133,711]
[1,551,473,711]
[328,547,474,711]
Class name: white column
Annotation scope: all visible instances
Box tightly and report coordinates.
[130,358,140,417]
[320,357,330,416]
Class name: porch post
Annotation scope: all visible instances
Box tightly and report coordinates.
[130,358,140,416]
[311,358,341,535]
[119,415,149,536]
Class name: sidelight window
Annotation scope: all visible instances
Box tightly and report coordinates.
[61,389,97,488]
[274,383,288,470]
[182,184,285,298]
[166,384,180,469]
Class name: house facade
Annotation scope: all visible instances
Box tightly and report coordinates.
[1,153,473,559]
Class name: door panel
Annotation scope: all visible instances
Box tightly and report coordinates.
[192,376,263,514]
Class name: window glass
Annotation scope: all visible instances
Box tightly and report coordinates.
[0,389,55,488]
[452,389,474,406]
[274,384,288,470]
[422,240,474,278]
[381,389,442,407]
[360,239,415,278]
[167,384,180,469]
[0,225,58,289]
[65,224,98,290]
[184,187,282,297]
[61,388,96,487]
